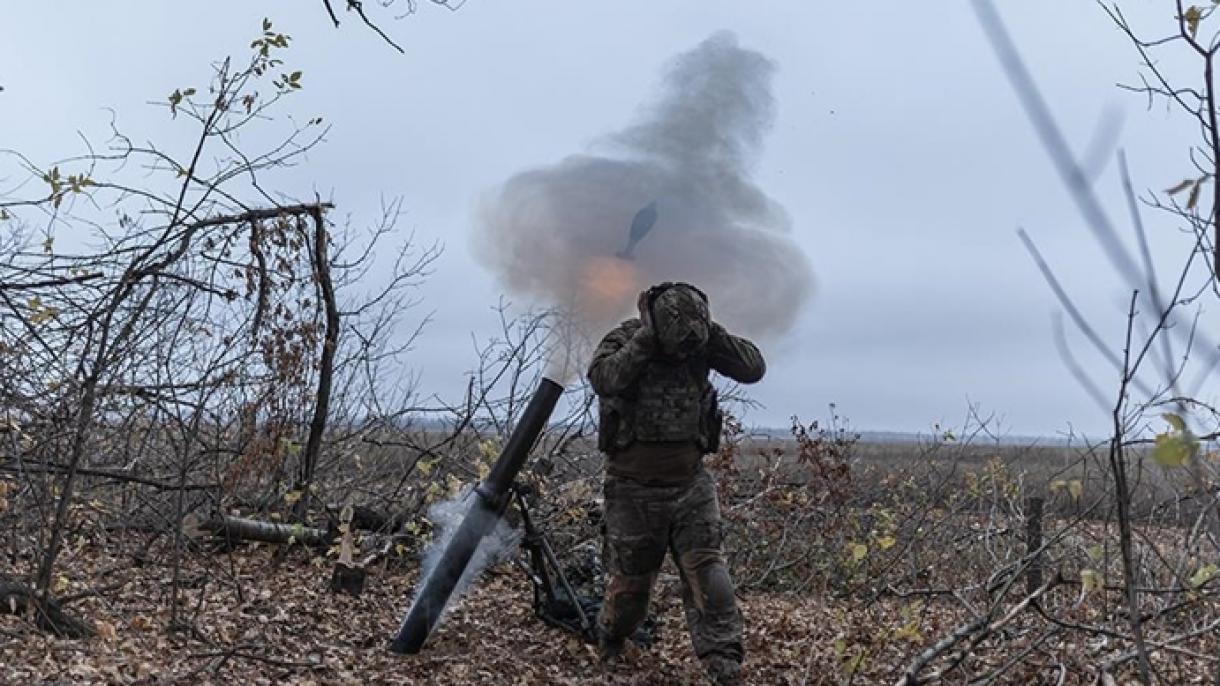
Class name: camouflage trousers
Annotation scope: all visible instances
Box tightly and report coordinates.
[598,468,744,676]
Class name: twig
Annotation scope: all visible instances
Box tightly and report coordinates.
[346,1,406,53]
[895,572,1061,685]
[1109,291,1153,684]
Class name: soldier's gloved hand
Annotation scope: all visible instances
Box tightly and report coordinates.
[636,289,654,331]
[632,291,658,356]
[632,322,657,357]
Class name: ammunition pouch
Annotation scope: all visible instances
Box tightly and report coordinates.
[597,397,631,453]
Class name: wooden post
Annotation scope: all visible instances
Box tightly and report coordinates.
[1025,496,1044,595]
[330,505,366,597]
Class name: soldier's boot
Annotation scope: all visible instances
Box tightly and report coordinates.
[703,656,743,686]
[598,632,626,666]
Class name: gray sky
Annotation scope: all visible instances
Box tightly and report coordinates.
[1,1,1212,438]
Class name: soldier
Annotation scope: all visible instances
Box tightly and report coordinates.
[587,281,765,686]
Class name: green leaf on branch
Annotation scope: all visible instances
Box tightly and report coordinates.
[1151,410,1200,463]
[278,71,303,91]
[1154,434,1194,467]
[1153,414,1197,468]
[1189,563,1218,588]
[42,166,62,196]
[1185,6,1203,38]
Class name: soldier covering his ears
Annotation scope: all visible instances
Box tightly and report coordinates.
[587,282,765,686]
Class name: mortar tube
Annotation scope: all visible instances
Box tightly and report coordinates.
[389,377,563,654]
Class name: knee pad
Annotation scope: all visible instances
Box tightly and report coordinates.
[678,551,736,613]
[699,565,738,613]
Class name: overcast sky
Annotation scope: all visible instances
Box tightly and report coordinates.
[2,1,1213,439]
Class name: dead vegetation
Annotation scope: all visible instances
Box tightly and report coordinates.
[2,417,1219,684]
[3,6,1220,685]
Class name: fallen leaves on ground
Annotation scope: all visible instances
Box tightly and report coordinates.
[3,542,1216,684]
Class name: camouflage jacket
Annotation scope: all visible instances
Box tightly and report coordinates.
[587,319,765,453]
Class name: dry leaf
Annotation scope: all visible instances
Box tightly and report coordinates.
[95,620,117,641]
[129,615,153,631]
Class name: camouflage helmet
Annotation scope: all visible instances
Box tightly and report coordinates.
[648,282,710,356]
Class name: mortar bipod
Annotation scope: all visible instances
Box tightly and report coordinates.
[511,484,596,642]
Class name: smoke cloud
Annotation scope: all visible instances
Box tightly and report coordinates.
[474,31,813,363]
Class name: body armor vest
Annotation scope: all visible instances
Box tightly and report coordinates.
[598,355,722,454]
[634,359,705,442]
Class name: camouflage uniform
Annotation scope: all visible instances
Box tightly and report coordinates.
[587,284,765,686]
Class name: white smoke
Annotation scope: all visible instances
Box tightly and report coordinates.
[475,31,813,362]
[408,485,522,622]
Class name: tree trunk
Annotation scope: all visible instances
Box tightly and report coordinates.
[188,513,331,547]
[295,206,339,520]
